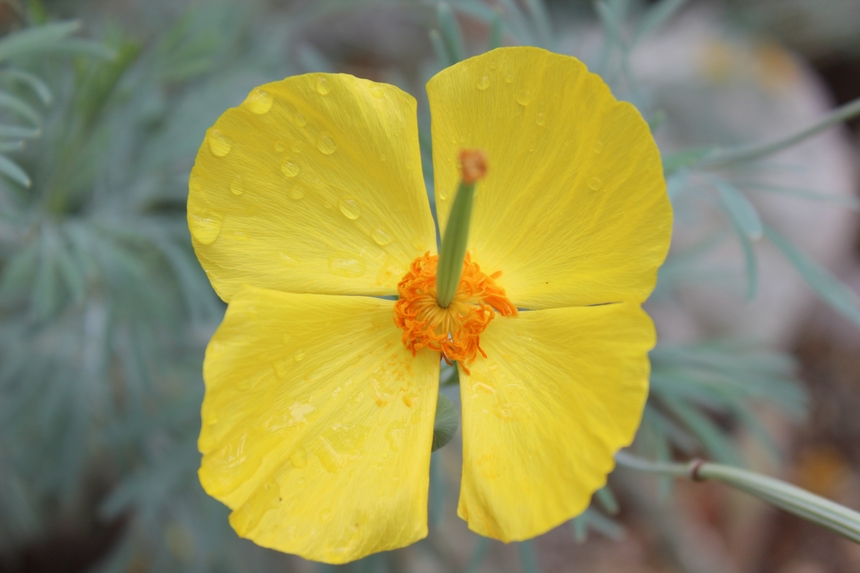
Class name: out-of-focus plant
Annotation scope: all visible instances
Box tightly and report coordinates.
[3,0,860,572]
[0,3,304,571]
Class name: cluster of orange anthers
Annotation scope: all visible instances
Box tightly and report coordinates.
[393,252,517,374]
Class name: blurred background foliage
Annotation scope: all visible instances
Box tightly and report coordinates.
[1,0,859,572]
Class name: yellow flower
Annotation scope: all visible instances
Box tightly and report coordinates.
[188,47,671,563]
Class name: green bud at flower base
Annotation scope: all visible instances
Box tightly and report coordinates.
[436,149,488,308]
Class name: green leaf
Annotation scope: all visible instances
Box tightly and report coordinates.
[658,394,742,466]
[0,141,24,152]
[0,239,39,301]
[464,536,490,573]
[662,146,714,176]
[0,124,40,138]
[517,540,542,573]
[715,181,763,240]
[0,21,80,61]
[488,8,504,50]
[633,0,689,45]
[765,224,860,327]
[436,2,465,64]
[32,236,60,322]
[0,153,31,187]
[714,181,761,298]
[431,393,458,451]
[595,485,619,515]
[0,91,42,126]
[740,181,860,211]
[571,513,588,543]
[0,69,53,105]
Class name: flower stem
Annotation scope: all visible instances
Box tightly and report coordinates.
[615,451,860,544]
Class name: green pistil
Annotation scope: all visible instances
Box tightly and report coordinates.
[436,179,475,308]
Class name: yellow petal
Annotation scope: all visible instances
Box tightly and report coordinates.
[199,287,439,563]
[457,302,654,540]
[428,47,672,309]
[189,74,436,302]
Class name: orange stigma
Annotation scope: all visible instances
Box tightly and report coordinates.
[393,252,517,373]
[459,149,488,184]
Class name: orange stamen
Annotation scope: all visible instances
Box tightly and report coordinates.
[393,252,517,374]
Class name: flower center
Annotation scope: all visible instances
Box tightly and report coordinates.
[393,252,517,373]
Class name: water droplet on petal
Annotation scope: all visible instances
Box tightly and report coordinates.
[244,88,273,114]
[289,445,308,468]
[282,161,300,177]
[438,188,448,201]
[536,112,546,126]
[275,140,287,152]
[294,349,305,362]
[504,73,513,84]
[286,185,305,200]
[339,198,361,220]
[208,129,232,157]
[588,177,603,191]
[188,208,224,245]
[593,140,604,153]
[371,228,393,246]
[369,85,385,98]
[515,90,532,106]
[229,175,245,196]
[380,154,387,162]
[273,361,289,379]
[316,134,337,155]
[293,112,308,127]
[329,254,366,278]
[476,75,490,90]
[320,508,333,522]
[315,77,331,95]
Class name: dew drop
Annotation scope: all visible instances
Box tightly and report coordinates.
[536,112,546,126]
[588,177,603,191]
[371,228,393,246]
[338,198,361,220]
[289,445,308,468]
[244,88,273,114]
[316,134,337,155]
[275,140,287,152]
[320,508,333,522]
[504,73,513,84]
[272,361,289,379]
[438,188,448,201]
[208,129,232,157]
[286,185,305,200]
[380,154,387,162]
[593,140,604,153]
[315,77,331,95]
[369,85,385,98]
[293,112,308,127]
[476,75,490,90]
[329,254,366,278]
[294,349,306,362]
[229,175,245,196]
[188,208,224,245]
[281,161,300,177]
[515,90,532,106]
